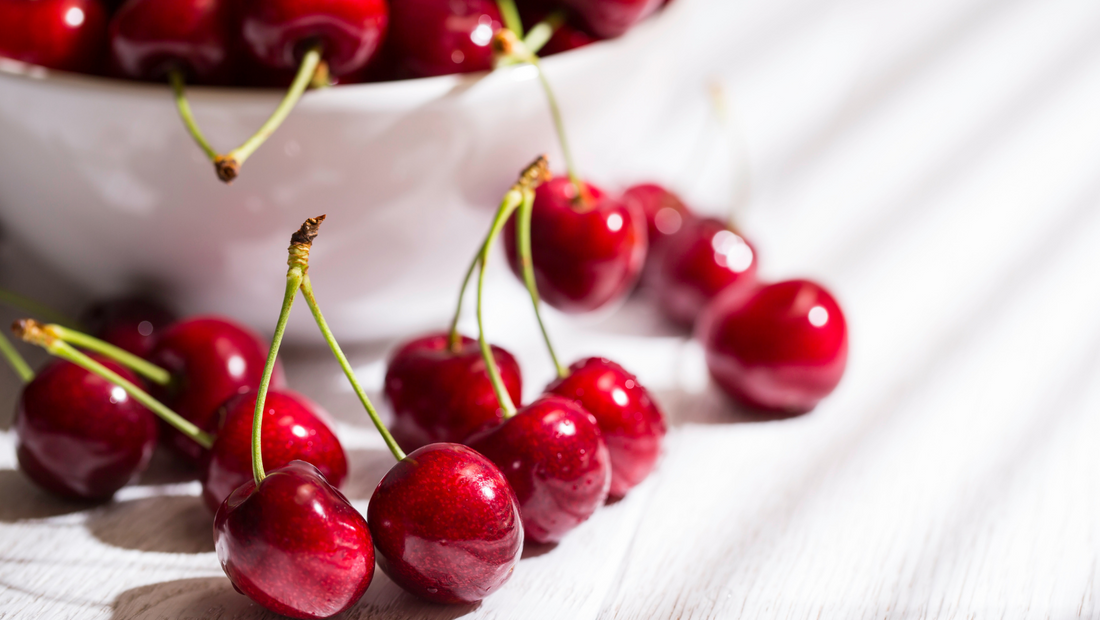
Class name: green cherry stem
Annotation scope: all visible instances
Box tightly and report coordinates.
[447,253,480,352]
[168,68,219,163]
[495,0,524,38]
[13,319,214,449]
[515,186,567,378]
[477,189,523,419]
[0,331,33,383]
[42,323,171,386]
[522,10,565,55]
[0,288,79,328]
[215,45,324,184]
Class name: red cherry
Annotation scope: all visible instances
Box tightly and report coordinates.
[468,395,610,544]
[368,443,523,604]
[698,279,848,414]
[238,0,388,76]
[15,357,157,500]
[648,217,758,327]
[504,176,647,314]
[388,0,501,78]
[214,460,373,619]
[80,297,176,358]
[148,316,284,464]
[384,332,522,452]
[108,0,234,82]
[200,389,347,513]
[557,0,662,38]
[546,357,664,498]
[622,183,694,260]
[0,0,108,73]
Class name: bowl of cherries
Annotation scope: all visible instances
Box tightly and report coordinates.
[0,0,720,343]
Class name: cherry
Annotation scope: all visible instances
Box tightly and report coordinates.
[80,297,176,358]
[468,395,610,544]
[647,217,758,327]
[546,357,664,497]
[517,1,599,56]
[367,443,523,603]
[698,279,848,414]
[15,357,157,501]
[622,183,694,261]
[108,0,235,83]
[388,0,501,78]
[201,389,347,513]
[384,332,522,452]
[504,176,647,314]
[558,0,662,38]
[0,0,108,73]
[214,461,373,620]
[148,316,284,464]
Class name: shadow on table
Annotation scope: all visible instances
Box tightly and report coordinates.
[341,447,401,501]
[87,495,214,554]
[0,469,96,522]
[656,385,812,427]
[135,448,200,486]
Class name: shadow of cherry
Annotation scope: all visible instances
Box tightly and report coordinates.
[112,577,272,620]
[521,540,558,560]
[86,495,214,554]
[0,469,97,522]
[134,448,200,486]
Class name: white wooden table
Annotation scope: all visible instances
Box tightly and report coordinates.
[4,0,1100,617]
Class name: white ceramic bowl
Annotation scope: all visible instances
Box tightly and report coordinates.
[0,0,733,342]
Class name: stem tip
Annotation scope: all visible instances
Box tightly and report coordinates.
[214,156,240,183]
[291,215,327,247]
[12,318,47,344]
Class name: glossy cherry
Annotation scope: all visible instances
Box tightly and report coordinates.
[517,1,600,56]
[148,316,284,463]
[200,389,347,513]
[623,183,694,261]
[0,0,108,73]
[368,443,523,604]
[214,460,373,620]
[469,395,610,544]
[388,0,501,78]
[558,0,662,38]
[504,176,647,314]
[80,297,176,358]
[15,357,157,501]
[547,357,665,497]
[384,332,522,452]
[238,0,388,77]
[108,0,234,82]
[698,279,848,414]
[648,217,758,327]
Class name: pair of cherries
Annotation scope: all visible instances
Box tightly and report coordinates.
[628,183,848,414]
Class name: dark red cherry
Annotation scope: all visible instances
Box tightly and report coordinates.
[468,395,610,544]
[698,279,848,414]
[368,443,522,604]
[80,297,176,358]
[517,1,599,56]
[384,332,522,452]
[0,0,108,73]
[504,176,647,314]
[214,460,373,619]
[546,357,664,498]
[622,183,694,260]
[648,217,758,327]
[15,357,157,501]
[238,0,388,76]
[148,316,284,464]
[388,0,501,78]
[200,389,347,513]
[558,0,662,38]
[108,0,234,82]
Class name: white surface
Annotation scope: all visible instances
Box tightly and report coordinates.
[3,0,1100,617]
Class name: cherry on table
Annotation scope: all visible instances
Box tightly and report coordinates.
[200,389,347,513]
[546,357,665,498]
[148,316,284,464]
[622,182,694,261]
[504,176,647,314]
[0,0,108,73]
[647,217,758,328]
[367,443,523,604]
[388,0,501,77]
[557,0,663,38]
[698,279,848,414]
[384,332,522,452]
[214,460,373,620]
[107,0,235,83]
[15,357,157,501]
[80,297,176,358]
[469,395,611,544]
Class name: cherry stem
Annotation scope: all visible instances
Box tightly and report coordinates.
[168,68,218,163]
[495,0,524,38]
[515,187,567,378]
[447,254,480,352]
[0,331,33,383]
[42,323,171,386]
[13,319,214,449]
[0,288,79,328]
[523,11,565,55]
[251,268,301,485]
[216,45,324,183]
